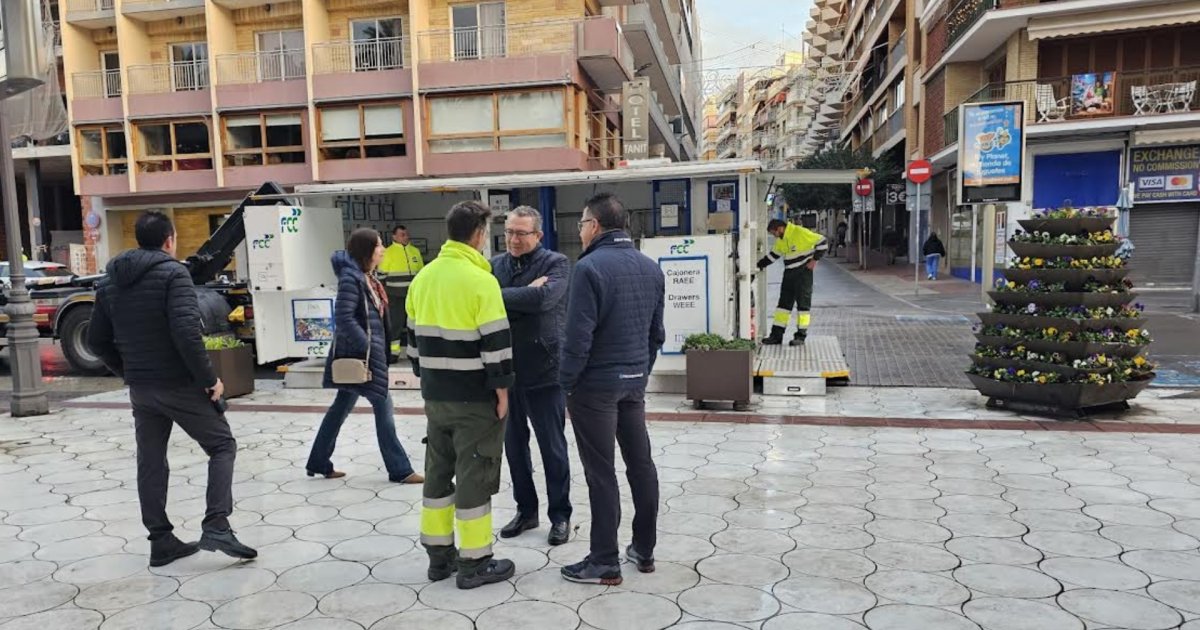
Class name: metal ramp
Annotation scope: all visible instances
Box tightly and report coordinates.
[755,335,851,396]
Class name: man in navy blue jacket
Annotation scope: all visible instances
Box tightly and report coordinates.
[491,206,573,547]
[559,193,665,586]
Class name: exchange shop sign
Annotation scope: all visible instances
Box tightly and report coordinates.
[1130,144,1200,203]
[958,101,1025,204]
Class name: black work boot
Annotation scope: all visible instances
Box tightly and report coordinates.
[790,333,807,347]
[198,529,258,560]
[561,556,623,585]
[457,558,516,590]
[761,326,786,345]
[548,521,571,546]
[626,544,655,574]
[428,548,459,582]
[149,534,199,568]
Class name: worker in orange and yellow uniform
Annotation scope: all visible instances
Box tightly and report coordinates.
[757,218,828,346]
[379,225,424,355]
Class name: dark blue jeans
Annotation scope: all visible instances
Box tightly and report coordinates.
[505,384,572,524]
[306,389,415,481]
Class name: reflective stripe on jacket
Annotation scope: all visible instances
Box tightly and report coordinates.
[380,243,424,288]
[405,240,515,401]
[768,223,829,269]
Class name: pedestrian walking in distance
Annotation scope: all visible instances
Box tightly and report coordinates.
[88,211,256,567]
[407,201,517,590]
[560,192,665,586]
[757,218,829,346]
[306,228,424,484]
[379,225,424,356]
[491,206,573,547]
[923,231,947,280]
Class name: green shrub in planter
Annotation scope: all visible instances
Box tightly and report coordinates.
[683,333,755,409]
[203,335,254,399]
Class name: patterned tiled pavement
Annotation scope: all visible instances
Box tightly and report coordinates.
[3,386,1200,629]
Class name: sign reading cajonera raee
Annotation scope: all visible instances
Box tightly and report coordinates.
[1130,144,1200,204]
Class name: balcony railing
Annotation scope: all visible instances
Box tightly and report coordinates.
[887,34,907,76]
[127,61,210,94]
[313,37,408,74]
[72,69,121,98]
[945,106,959,146]
[417,21,575,63]
[959,67,1200,126]
[946,0,1041,47]
[216,50,305,85]
[874,108,904,151]
[65,0,114,12]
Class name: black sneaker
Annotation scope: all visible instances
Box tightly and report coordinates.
[198,529,258,560]
[149,534,199,568]
[456,558,515,590]
[561,557,623,585]
[626,545,655,574]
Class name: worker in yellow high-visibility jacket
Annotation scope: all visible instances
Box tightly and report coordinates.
[406,201,516,590]
[379,225,424,355]
[757,219,828,346]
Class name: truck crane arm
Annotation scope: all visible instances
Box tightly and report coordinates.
[183,181,287,285]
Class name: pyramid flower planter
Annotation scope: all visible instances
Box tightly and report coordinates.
[968,206,1155,417]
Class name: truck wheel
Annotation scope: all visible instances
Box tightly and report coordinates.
[60,306,108,376]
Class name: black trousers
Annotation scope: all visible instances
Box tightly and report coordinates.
[506,384,572,524]
[385,286,408,344]
[568,385,658,566]
[771,265,814,338]
[130,384,237,541]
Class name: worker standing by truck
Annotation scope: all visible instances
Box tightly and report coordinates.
[757,218,828,346]
[380,225,424,355]
[406,201,517,590]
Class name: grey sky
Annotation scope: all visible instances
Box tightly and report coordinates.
[695,0,815,73]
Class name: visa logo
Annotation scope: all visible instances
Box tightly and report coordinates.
[1138,176,1165,190]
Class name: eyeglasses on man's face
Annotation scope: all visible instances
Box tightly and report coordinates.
[577,218,596,231]
[504,229,538,238]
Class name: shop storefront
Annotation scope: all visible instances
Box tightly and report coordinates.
[1127,144,1200,287]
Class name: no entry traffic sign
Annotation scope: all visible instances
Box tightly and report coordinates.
[907,159,933,184]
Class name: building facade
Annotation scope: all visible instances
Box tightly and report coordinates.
[797,0,851,158]
[60,0,701,272]
[918,0,1200,287]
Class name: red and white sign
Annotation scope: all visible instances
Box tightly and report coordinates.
[906,159,933,184]
[854,179,873,197]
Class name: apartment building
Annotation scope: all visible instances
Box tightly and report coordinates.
[796,0,850,158]
[918,0,1200,287]
[837,0,916,160]
[701,93,718,160]
[704,53,807,167]
[60,0,701,271]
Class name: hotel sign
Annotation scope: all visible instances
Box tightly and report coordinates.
[622,78,651,161]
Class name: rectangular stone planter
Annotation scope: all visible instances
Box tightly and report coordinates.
[686,349,753,407]
[208,345,255,399]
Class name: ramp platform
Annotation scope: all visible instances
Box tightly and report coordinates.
[755,335,851,396]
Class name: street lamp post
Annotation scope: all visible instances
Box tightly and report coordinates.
[2,0,50,416]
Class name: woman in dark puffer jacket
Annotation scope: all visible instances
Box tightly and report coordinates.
[305,228,423,483]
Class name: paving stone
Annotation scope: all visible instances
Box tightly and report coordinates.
[1083,504,1175,527]
[863,604,981,630]
[34,535,125,562]
[723,508,800,530]
[994,474,1069,492]
[1039,557,1150,590]
[773,576,876,614]
[658,512,728,537]
[954,563,1062,599]
[1023,532,1123,558]
[74,575,178,611]
[0,579,78,617]
[1067,485,1152,505]
[711,527,795,555]
[1058,589,1183,630]
[864,569,969,606]
[653,534,716,563]
[1100,524,1198,551]
[1121,549,1200,580]
[475,600,580,630]
[98,600,213,630]
[791,524,875,550]
[864,542,960,572]
[372,608,476,630]
[315,582,418,627]
[517,567,608,603]
[866,499,945,521]
[945,537,1043,565]
[329,534,415,563]
[615,561,700,595]
[1011,510,1102,532]
[803,487,875,505]
[0,560,55,589]
[938,514,1027,538]
[666,494,738,516]
[697,554,788,587]
[1148,499,1200,519]
[734,488,807,510]
[866,482,940,500]
[931,478,1005,496]
[1146,580,1200,615]
[935,495,1016,515]
[796,504,874,525]
[585,591,683,629]
[963,597,1084,630]
[1130,481,1200,499]
[864,519,951,543]
[782,548,875,579]
[1004,490,1085,511]
[762,613,866,630]
[0,609,104,630]
[419,573,515,612]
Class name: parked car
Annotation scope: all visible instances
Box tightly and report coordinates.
[0,261,76,290]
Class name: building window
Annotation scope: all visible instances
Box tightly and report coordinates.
[451,2,506,60]
[318,102,406,159]
[895,77,906,110]
[223,113,305,167]
[351,17,404,70]
[135,120,212,172]
[170,42,209,91]
[427,89,566,153]
[256,30,306,81]
[78,125,127,176]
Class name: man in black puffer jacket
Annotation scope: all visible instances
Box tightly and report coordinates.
[559,193,665,586]
[491,206,572,547]
[88,211,256,567]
